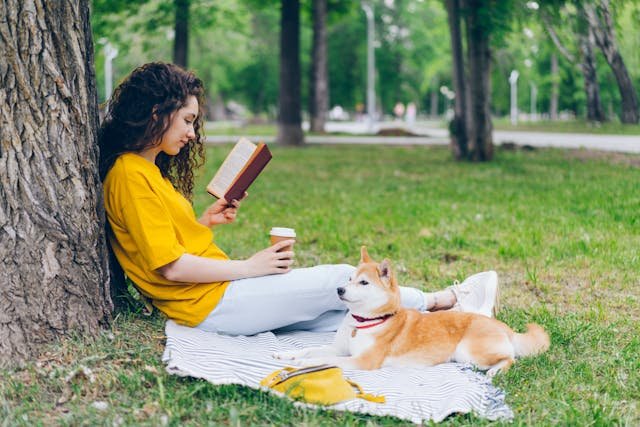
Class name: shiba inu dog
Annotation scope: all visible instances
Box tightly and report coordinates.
[274,247,550,376]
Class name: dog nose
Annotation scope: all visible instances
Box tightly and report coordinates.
[337,287,345,296]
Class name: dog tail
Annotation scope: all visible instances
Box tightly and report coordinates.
[511,323,550,358]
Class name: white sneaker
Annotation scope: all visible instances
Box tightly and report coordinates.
[449,271,500,317]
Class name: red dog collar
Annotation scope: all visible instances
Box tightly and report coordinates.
[352,313,394,329]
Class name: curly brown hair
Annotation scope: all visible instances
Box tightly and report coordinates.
[98,62,206,199]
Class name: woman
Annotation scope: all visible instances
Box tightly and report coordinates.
[99,62,498,336]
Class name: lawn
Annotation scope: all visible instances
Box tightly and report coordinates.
[1,144,639,425]
[492,118,640,135]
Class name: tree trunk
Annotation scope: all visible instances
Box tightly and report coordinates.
[308,0,328,133]
[579,25,606,122]
[464,0,493,161]
[444,0,469,160]
[543,13,605,123]
[550,53,559,120]
[173,0,189,68]
[277,0,304,145]
[0,0,111,366]
[584,0,639,123]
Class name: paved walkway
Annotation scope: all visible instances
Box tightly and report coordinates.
[204,121,640,154]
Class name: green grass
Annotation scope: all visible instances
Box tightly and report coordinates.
[493,117,640,135]
[2,145,639,425]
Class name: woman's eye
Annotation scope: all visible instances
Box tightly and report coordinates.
[359,280,369,286]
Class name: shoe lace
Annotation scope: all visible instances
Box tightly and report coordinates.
[450,280,471,298]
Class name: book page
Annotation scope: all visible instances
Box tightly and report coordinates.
[206,138,256,198]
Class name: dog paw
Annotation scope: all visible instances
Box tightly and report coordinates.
[272,351,299,360]
[486,368,499,378]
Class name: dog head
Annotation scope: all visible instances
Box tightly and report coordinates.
[336,246,401,316]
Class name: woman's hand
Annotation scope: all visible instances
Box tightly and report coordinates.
[244,239,296,276]
[198,192,248,227]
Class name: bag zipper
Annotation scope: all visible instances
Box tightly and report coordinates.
[271,364,336,386]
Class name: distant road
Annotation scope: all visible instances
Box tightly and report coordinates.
[204,121,640,154]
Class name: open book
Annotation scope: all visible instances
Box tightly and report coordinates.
[206,138,273,202]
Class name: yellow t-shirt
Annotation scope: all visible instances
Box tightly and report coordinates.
[103,152,230,327]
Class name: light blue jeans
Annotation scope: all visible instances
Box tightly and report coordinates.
[195,264,426,336]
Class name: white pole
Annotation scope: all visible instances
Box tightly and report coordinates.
[509,70,519,126]
[361,2,375,133]
[530,82,537,122]
[103,42,119,102]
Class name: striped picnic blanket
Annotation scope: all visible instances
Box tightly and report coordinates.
[162,320,513,423]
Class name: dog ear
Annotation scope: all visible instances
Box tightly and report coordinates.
[360,246,372,263]
[378,259,392,281]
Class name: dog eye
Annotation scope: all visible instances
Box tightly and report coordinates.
[359,280,369,286]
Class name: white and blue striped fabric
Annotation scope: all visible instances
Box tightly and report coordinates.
[163,320,513,423]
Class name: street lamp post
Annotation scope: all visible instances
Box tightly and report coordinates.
[509,70,519,126]
[103,41,118,102]
[530,82,538,122]
[361,2,375,132]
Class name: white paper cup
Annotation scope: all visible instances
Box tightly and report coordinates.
[270,227,296,252]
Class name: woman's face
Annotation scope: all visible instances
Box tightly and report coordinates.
[158,95,199,156]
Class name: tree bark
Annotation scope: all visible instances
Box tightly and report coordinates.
[464,0,493,161]
[550,53,559,120]
[444,0,468,160]
[578,24,606,122]
[173,0,189,68]
[0,0,111,365]
[277,0,304,145]
[543,14,605,122]
[584,0,639,123]
[308,0,328,133]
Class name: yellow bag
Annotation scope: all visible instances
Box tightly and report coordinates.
[260,364,385,405]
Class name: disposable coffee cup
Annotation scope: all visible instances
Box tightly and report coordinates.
[270,227,296,252]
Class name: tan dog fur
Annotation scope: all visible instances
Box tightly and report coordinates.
[274,247,550,376]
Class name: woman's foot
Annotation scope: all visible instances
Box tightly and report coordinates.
[448,270,500,317]
[423,271,500,317]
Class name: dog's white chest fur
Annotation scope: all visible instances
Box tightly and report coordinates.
[347,327,375,356]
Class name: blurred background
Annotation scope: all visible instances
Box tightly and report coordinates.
[91,0,640,133]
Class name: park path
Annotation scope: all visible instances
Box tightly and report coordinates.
[204,121,640,154]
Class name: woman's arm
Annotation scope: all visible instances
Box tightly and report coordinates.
[157,239,295,283]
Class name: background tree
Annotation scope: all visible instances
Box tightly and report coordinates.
[542,5,606,122]
[278,0,304,145]
[308,0,329,132]
[584,0,639,123]
[463,0,494,161]
[445,0,468,159]
[0,0,111,365]
[445,0,516,161]
[174,0,190,67]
